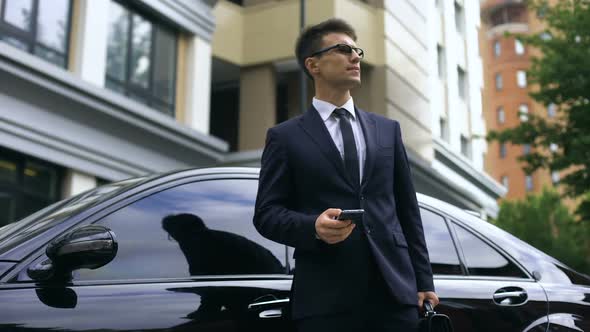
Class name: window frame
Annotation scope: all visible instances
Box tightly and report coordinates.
[446,217,531,280]
[516,70,527,88]
[82,176,289,281]
[497,106,505,124]
[514,39,525,55]
[525,175,534,192]
[0,0,73,68]
[418,203,532,280]
[493,40,501,57]
[419,206,466,277]
[495,73,503,90]
[500,143,507,158]
[12,172,292,284]
[105,0,178,117]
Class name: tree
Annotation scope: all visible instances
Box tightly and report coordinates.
[493,188,590,274]
[487,0,590,221]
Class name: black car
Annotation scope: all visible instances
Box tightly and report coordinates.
[0,167,588,331]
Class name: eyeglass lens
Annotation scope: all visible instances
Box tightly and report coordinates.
[336,44,363,58]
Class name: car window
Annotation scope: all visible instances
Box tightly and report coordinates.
[555,264,590,286]
[76,179,286,281]
[0,177,151,255]
[420,208,463,275]
[453,223,527,278]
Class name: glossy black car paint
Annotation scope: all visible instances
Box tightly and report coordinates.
[0,167,588,331]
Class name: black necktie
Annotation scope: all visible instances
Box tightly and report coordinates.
[333,108,360,187]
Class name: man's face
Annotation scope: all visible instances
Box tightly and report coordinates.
[309,32,362,89]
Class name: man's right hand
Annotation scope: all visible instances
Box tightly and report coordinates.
[315,208,356,244]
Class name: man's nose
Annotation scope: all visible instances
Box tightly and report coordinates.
[350,51,361,63]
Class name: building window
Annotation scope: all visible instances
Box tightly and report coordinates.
[523,144,531,155]
[0,146,63,226]
[525,175,534,192]
[515,39,525,55]
[547,103,557,117]
[517,70,527,88]
[551,171,560,184]
[105,1,178,116]
[0,0,72,68]
[455,3,464,35]
[439,117,449,142]
[540,32,552,41]
[501,175,509,190]
[495,73,503,90]
[437,45,446,79]
[497,107,505,124]
[457,67,466,99]
[494,40,501,57]
[519,104,529,122]
[500,143,507,158]
[460,135,472,159]
[490,6,527,27]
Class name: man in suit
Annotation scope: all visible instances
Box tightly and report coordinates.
[253,18,439,331]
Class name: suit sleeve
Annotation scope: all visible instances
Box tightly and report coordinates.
[393,121,435,292]
[253,127,320,251]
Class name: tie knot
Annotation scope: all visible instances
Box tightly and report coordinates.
[333,108,349,118]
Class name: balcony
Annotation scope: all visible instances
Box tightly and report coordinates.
[481,0,528,27]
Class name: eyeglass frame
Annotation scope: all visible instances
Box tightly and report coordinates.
[308,43,365,59]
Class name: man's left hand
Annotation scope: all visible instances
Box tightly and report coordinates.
[418,291,439,313]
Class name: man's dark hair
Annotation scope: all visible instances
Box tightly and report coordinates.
[295,18,357,80]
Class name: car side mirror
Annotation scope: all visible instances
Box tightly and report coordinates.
[27,225,118,282]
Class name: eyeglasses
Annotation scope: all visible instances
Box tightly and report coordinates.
[309,43,365,59]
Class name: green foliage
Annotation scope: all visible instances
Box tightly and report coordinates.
[492,188,590,274]
[487,0,590,220]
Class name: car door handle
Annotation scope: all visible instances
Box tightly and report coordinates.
[493,288,528,306]
[248,298,290,319]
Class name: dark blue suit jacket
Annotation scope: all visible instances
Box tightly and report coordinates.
[253,106,434,320]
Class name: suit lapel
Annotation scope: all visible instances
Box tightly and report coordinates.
[298,106,355,189]
[356,107,376,189]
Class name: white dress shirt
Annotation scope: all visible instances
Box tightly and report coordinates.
[312,97,367,183]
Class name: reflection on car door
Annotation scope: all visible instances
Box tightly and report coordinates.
[2,177,295,332]
[420,208,549,332]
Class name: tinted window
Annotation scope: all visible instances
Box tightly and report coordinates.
[420,208,462,275]
[105,1,177,116]
[0,0,72,67]
[453,224,527,278]
[76,179,286,281]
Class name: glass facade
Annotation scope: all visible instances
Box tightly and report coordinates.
[0,0,72,67]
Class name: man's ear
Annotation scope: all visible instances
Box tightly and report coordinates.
[305,57,320,76]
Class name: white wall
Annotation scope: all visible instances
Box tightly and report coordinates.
[185,36,212,135]
[71,0,110,87]
[62,169,97,198]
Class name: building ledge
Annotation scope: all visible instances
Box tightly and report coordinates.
[0,43,228,154]
[433,138,506,198]
[486,23,529,39]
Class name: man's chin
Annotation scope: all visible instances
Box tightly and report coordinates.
[341,78,361,89]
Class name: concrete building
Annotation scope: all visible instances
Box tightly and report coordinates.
[0,0,505,226]
[0,0,225,226]
[480,0,560,200]
[211,0,504,217]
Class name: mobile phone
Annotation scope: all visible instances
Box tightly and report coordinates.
[337,209,364,222]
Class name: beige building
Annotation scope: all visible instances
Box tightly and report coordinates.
[212,0,505,217]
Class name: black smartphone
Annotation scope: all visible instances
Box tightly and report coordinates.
[337,209,364,222]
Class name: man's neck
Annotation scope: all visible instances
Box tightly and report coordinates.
[314,85,351,107]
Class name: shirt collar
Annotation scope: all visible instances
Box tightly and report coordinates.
[312,97,356,122]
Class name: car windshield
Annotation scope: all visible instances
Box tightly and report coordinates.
[0,176,151,255]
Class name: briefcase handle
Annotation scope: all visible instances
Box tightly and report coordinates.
[423,300,436,318]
